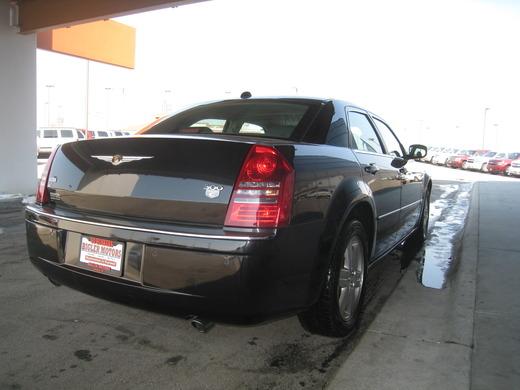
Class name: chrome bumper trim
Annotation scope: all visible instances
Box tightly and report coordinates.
[25,205,274,241]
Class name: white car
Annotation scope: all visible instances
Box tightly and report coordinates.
[464,151,497,171]
[508,159,520,176]
[37,128,85,156]
[432,148,459,165]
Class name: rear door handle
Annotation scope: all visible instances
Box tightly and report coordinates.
[364,163,379,175]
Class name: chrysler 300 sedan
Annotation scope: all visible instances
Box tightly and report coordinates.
[26,97,430,337]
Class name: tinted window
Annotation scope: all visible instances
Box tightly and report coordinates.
[43,130,58,138]
[98,131,108,137]
[326,118,349,147]
[77,131,84,139]
[348,112,383,154]
[60,130,74,138]
[114,131,123,136]
[373,118,403,157]
[145,101,313,140]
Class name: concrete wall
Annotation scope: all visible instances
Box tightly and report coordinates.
[0,2,37,194]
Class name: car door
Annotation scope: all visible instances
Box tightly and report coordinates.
[346,109,402,258]
[372,116,423,241]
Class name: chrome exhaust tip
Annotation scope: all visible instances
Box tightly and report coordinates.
[190,318,215,333]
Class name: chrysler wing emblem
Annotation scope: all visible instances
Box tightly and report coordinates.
[91,155,153,166]
[204,185,224,199]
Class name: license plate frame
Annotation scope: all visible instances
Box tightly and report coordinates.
[78,235,125,276]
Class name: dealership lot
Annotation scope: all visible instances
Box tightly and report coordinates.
[1,163,519,389]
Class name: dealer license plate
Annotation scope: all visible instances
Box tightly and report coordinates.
[79,236,124,275]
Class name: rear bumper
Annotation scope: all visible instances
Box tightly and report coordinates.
[25,205,325,324]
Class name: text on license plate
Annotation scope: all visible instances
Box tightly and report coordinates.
[79,236,124,273]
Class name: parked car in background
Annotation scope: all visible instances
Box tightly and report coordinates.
[26,97,431,337]
[432,148,458,165]
[86,130,114,139]
[464,151,497,171]
[419,146,440,163]
[486,152,520,175]
[113,131,131,137]
[446,149,478,169]
[508,158,520,177]
[425,147,443,163]
[37,127,84,156]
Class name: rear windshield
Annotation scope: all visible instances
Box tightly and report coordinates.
[143,100,316,140]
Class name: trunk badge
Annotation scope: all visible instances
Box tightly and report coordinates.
[92,155,153,166]
[204,185,223,199]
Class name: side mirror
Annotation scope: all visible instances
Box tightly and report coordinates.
[407,144,427,160]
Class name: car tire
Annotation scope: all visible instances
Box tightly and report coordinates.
[407,187,431,247]
[505,166,511,176]
[298,219,368,338]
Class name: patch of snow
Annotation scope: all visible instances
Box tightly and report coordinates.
[419,183,473,289]
[0,193,23,201]
[22,196,36,205]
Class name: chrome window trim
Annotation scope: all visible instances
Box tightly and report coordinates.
[26,206,274,241]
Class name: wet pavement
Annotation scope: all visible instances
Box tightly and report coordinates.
[0,197,411,390]
[1,163,513,389]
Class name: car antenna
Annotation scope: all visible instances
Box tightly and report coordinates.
[240,91,252,99]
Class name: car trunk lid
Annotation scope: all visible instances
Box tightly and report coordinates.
[47,136,254,226]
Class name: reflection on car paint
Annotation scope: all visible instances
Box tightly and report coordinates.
[416,183,472,289]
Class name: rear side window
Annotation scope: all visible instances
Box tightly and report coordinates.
[348,112,383,154]
[145,101,314,140]
[60,130,74,138]
[98,131,108,137]
[114,131,123,136]
[43,130,58,138]
[77,131,85,139]
[373,118,404,157]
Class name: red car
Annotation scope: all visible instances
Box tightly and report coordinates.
[446,150,481,169]
[486,152,520,174]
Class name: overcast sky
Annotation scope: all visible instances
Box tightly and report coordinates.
[37,0,520,150]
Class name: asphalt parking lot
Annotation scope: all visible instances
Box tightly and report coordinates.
[1,162,519,389]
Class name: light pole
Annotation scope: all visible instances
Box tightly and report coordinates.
[162,89,172,114]
[45,84,54,126]
[85,60,90,131]
[482,107,490,149]
[105,87,112,129]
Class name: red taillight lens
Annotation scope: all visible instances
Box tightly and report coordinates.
[36,147,59,205]
[225,145,295,228]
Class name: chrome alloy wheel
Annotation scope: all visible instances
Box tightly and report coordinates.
[337,235,365,322]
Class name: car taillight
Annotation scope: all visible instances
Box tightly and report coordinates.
[225,145,295,228]
[36,146,59,205]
